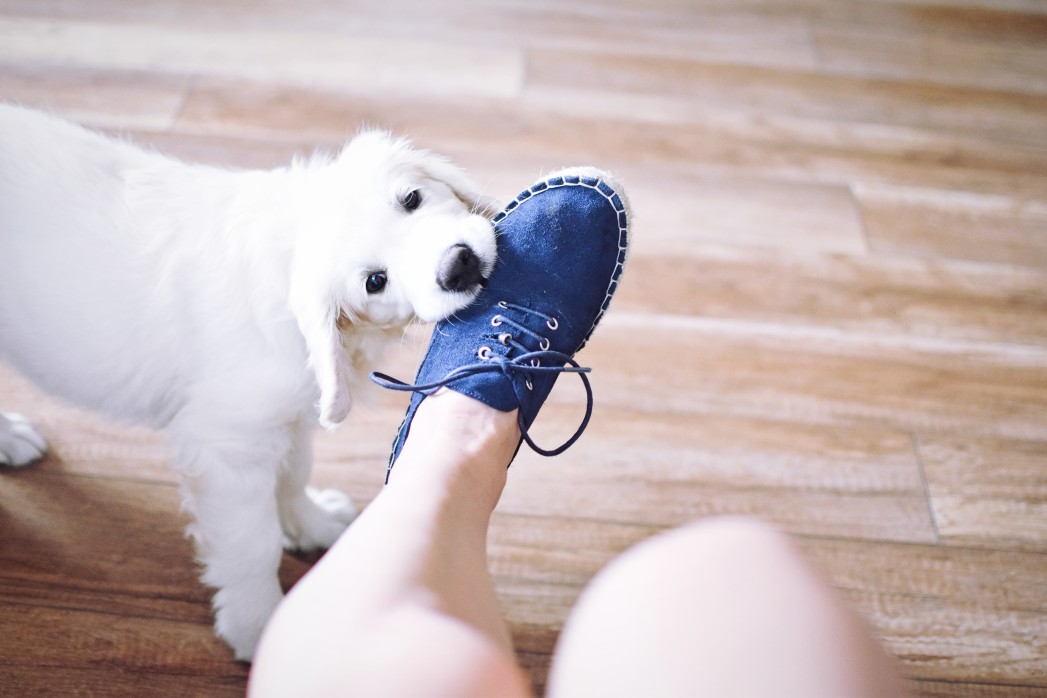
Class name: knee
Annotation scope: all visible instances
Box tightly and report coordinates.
[677,515,789,546]
[557,516,819,646]
[551,518,906,698]
[672,516,801,566]
[624,516,804,583]
[558,517,801,625]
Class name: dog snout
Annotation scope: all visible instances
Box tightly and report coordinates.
[437,244,484,293]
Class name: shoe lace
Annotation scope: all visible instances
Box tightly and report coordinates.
[371,301,594,459]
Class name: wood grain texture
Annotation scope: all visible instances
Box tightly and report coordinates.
[920,435,1047,551]
[0,16,525,99]
[1,0,1045,695]
[858,182,1047,270]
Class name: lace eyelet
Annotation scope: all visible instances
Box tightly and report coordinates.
[547,318,559,331]
[540,338,551,351]
[525,378,533,391]
[477,346,493,360]
[530,358,540,367]
[491,316,503,327]
[498,333,511,345]
[497,301,508,309]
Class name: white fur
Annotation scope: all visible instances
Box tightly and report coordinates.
[0,104,498,660]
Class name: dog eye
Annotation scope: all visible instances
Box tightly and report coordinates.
[365,271,387,294]
[401,189,422,212]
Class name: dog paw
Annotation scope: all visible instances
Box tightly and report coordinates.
[282,486,358,551]
[212,581,284,662]
[0,412,47,467]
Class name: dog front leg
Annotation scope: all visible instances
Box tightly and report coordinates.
[170,424,291,662]
[277,416,357,551]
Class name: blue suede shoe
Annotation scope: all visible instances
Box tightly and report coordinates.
[371,167,630,481]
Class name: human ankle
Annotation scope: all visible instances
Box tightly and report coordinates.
[389,390,519,497]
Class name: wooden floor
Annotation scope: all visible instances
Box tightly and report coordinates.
[2,0,1046,695]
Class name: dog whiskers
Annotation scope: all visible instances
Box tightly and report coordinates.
[471,179,500,219]
[399,317,422,347]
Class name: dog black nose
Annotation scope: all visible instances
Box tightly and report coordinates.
[437,244,484,292]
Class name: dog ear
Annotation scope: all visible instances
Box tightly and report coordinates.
[289,281,352,430]
[421,157,502,219]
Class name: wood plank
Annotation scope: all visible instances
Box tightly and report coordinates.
[912,680,1047,698]
[525,47,1047,145]
[0,605,247,697]
[0,664,247,698]
[0,469,249,693]
[858,182,1047,269]
[575,312,1047,441]
[616,245,1047,347]
[0,16,525,99]
[846,590,1047,685]
[531,405,925,494]
[920,435,1047,552]
[815,24,1047,94]
[489,516,1047,687]
[613,169,867,254]
[809,2,1047,46]
[491,520,1047,616]
[493,4,818,69]
[164,82,1047,270]
[0,470,210,618]
[0,0,821,70]
[0,64,188,131]
[809,540,1047,613]
[170,78,1047,204]
[500,403,934,543]
[171,66,1047,151]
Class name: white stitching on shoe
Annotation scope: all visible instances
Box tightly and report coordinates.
[491,173,629,350]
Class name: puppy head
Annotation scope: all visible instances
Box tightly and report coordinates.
[289,131,499,427]
[332,131,499,325]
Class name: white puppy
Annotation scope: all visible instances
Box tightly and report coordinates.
[0,104,498,660]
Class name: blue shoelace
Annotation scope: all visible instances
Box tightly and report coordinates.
[371,302,595,458]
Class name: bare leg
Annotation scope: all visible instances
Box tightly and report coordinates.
[547,517,908,698]
[249,390,531,698]
[250,404,905,697]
